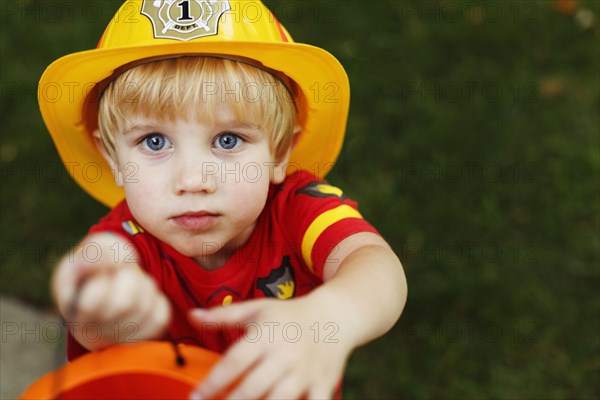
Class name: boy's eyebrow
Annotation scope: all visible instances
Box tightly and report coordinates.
[216,120,261,130]
[121,121,262,134]
[122,123,160,134]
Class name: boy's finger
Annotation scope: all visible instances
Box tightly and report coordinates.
[191,341,262,400]
[265,372,306,400]
[52,250,117,314]
[188,301,264,326]
[224,354,290,400]
[102,268,148,320]
[52,260,77,312]
[306,382,336,400]
[76,273,111,318]
[134,294,171,341]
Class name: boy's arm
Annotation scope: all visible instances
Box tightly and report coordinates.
[53,233,171,352]
[190,231,406,400]
[317,231,407,347]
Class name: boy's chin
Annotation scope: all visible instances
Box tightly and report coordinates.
[169,241,224,259]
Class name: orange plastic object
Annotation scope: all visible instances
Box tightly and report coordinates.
[20,341,221,399]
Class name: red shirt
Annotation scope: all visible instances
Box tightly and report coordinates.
[68,170,378,359]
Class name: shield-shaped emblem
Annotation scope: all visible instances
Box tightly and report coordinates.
[142,0,231,41]
[257,257,296,300]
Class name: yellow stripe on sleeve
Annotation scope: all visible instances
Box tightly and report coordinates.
[301,205,363,273]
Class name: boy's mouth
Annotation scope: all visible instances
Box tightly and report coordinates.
[171,211,220,230]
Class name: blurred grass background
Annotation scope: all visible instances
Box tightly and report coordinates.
[1,0,598,398]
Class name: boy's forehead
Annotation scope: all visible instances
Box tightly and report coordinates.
[121,105,262,131]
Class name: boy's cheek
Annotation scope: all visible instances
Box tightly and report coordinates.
[110,162,125,188]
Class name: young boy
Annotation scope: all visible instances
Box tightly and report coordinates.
[42,1,407,398]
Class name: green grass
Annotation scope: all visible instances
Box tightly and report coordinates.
[1,0,598,398]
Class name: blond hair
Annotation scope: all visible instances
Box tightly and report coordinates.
[97,57,297,162]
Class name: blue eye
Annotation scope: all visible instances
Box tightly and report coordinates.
[142,134,170,152]
[216,133,239,150]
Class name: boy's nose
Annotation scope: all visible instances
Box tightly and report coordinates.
[173,157,217,195]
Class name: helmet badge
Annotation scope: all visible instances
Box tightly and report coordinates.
[141,0,231,41]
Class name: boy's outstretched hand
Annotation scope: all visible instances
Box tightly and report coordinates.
[53,233,171,351]
[189,233,407,400]
[188,296,352,400]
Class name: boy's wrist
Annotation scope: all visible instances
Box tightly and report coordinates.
[301,286,365,351]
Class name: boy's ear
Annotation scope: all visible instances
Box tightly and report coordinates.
[270,125,301,184]
[291,124,302,148]
[92,130,124,188]
[270,146,292,184]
